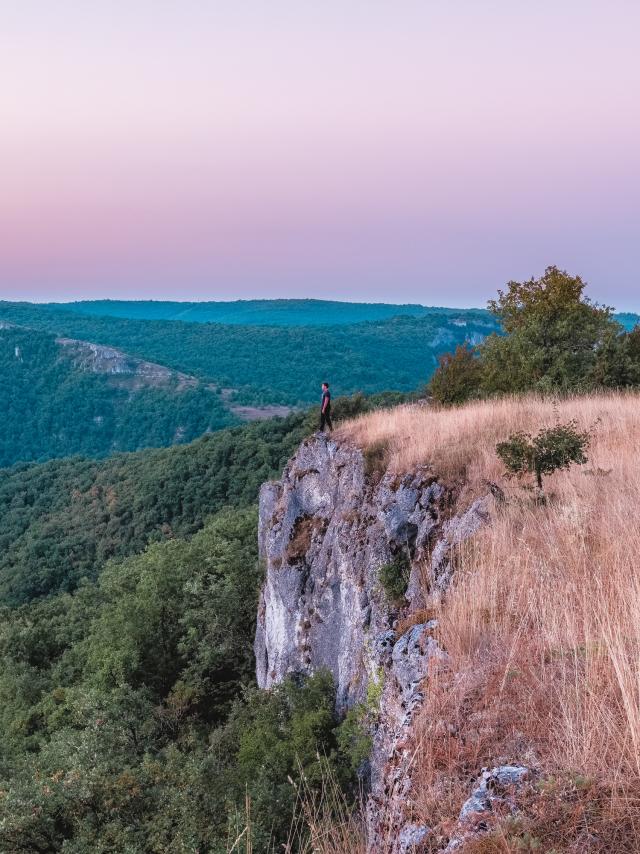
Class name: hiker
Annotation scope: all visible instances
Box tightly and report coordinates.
[319,382,333,432]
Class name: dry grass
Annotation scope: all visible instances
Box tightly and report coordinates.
[285,757,366,854]
[285,514,327,564]
[344,391,640,850]
[340,392,639,489]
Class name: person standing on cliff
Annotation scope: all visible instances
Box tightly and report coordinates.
[319,382,333,432]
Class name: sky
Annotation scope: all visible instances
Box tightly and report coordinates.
[1,1,639,309]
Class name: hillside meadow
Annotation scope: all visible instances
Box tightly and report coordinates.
[341,392,640,850]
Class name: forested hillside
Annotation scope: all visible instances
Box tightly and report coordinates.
[0,411,311,604]
[48,297,450,325]
[0,301,499,404]
[0,326,237,467]
[0,391,403,606]
[0,395,404,851]
[45,298,640,330]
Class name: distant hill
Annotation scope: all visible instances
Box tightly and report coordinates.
[47,298,483,326]
[0,325,237,467]
[41,299,640,330]
[617,312,640,331]
[0,301,500,406]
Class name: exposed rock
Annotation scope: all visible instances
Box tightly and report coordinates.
[444,765,531,852]
[255,435,450,713]
[427,495,492,595]
[397,823,431,853]
[255,434,494,852]
[57,337,197,390]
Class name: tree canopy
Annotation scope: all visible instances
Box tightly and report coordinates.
[429,267,640,402]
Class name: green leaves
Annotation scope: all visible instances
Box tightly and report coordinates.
[379,551,411,604]
[483,267,626,395]
[429,343,482,405]
[0,326,239,469]
[496,421,591,490]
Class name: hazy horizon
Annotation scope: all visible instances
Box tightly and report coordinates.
[2,2,639,310]
[5,293,639,316]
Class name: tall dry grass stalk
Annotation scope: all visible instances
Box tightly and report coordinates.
[344,391,640,848]
[284,756,366,854]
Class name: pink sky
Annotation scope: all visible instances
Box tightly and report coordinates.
[1,1,639,309]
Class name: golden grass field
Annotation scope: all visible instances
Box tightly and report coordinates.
[340,392,640,851]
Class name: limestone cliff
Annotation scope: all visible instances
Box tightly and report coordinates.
[255,434,493,851]
[57,337,197,389]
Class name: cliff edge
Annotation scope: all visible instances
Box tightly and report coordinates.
[255,433,492,851]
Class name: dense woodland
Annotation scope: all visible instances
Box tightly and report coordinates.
[0,409,315,605]
[47,297,448,325]
[0,395,402,851]
[0,326,237,467]
[0,301,500,405]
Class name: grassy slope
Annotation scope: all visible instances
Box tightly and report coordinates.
[343,392,640,850]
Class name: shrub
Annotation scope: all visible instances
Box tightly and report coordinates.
[429,344,482,406]
[379,552,411,603]
[496,420,591,490]
[336,672,383,773]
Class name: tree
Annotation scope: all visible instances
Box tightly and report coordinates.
[429,344,482,405]
[496,421,591,491]
[482,267,620,394]
[590,326,640,388]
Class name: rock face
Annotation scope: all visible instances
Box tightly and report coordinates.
[57,338,197,390]
[444,766,532,852]
[255,434,493,851]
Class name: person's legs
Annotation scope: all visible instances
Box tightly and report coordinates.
[319,410,332,431]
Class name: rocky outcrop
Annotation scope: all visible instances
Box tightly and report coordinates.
[255,434,495,851]
[444,765,532,852]
[57,338,197,390]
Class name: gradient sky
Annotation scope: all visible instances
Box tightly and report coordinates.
[1,1,639,309]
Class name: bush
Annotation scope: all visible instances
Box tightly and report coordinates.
[429,344,482,405]
[379,552,411,603]
[496,420,591,490]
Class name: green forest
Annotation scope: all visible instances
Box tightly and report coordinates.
[0,326,238,467]
[44,298,640,329]
[0,396,398,851]
[0,301,500,405]
[45,297,448,325]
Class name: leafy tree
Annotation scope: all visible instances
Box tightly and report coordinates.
[482,266,621,393]
[496,420,591,491]
[590,324,640,388]
[429,343,482,405]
